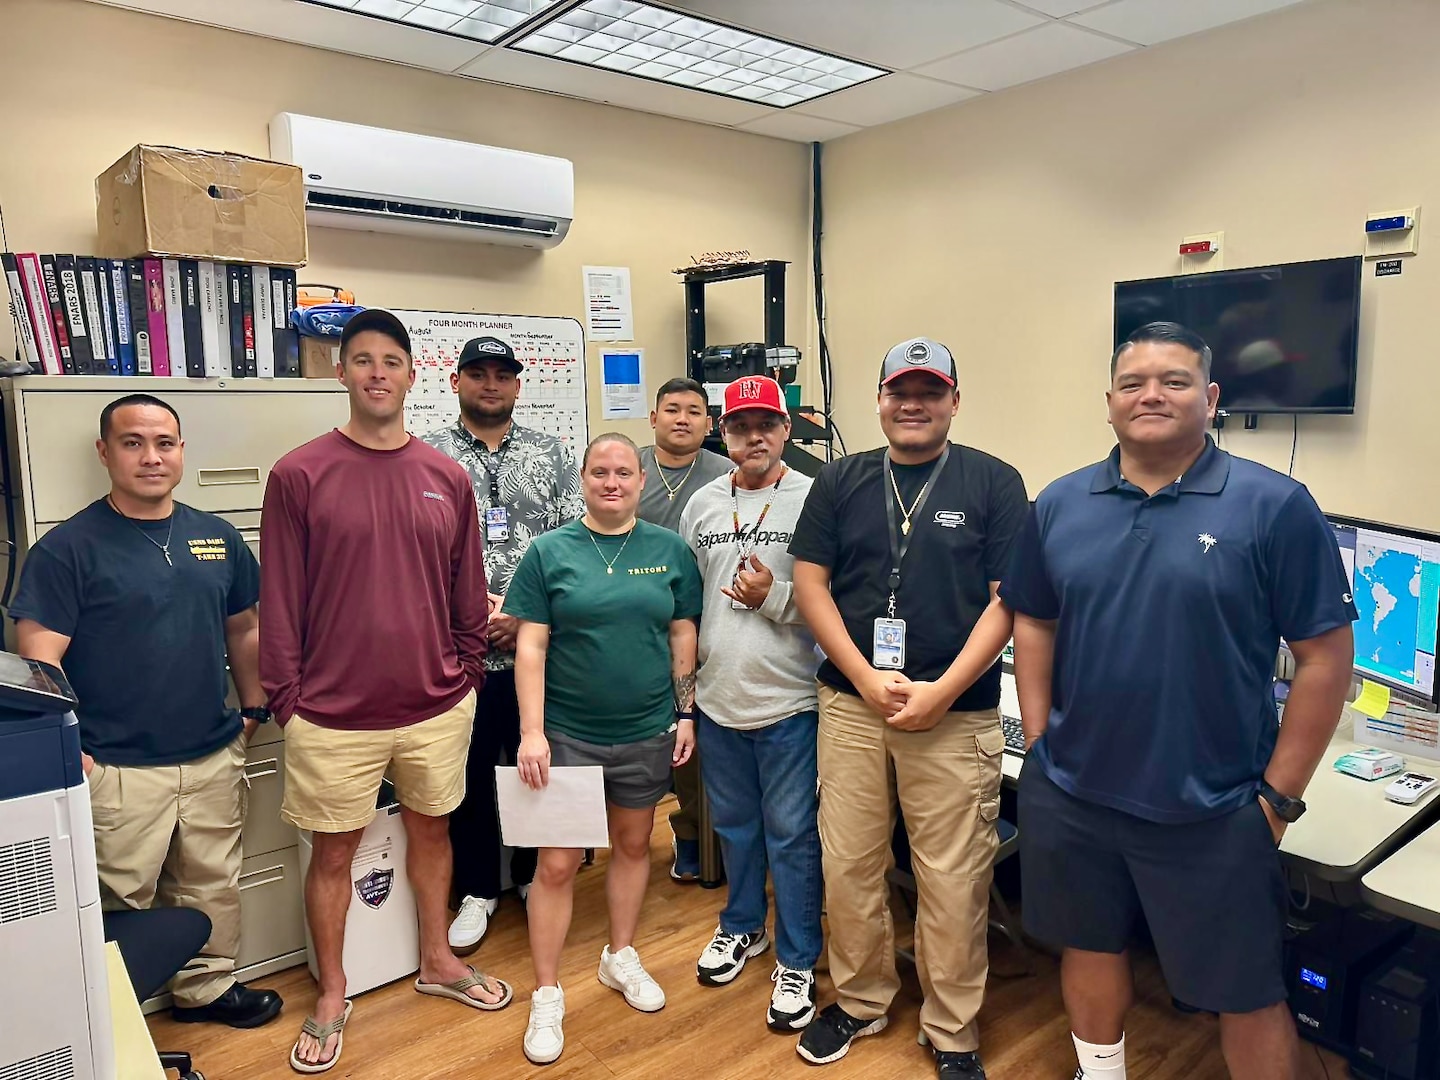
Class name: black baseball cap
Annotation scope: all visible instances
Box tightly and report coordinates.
[457,335,523,374]
[339,308,411,357]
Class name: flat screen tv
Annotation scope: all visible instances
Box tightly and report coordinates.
[1114,256,1361,414]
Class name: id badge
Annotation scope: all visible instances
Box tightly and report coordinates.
[873,617,906,669]
[484,506,510,544]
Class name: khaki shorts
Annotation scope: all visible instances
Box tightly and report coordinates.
[281,688,476,833]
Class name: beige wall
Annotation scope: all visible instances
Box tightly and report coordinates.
[0,0,812,449]
[821,0,1440,529]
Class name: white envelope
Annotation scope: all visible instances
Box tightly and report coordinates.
[495,765,610,849]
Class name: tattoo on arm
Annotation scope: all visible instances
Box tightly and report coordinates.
[673,673,696,713]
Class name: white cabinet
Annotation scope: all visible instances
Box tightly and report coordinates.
[1,375,350,985]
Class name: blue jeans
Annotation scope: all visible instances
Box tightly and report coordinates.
[697,708,823,970]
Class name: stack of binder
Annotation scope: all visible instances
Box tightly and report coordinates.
[3,252,302,378]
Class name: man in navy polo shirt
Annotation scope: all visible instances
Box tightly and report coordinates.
[1001,322,1355,1080]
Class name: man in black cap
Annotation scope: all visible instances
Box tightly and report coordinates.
[422,335,582,953]
[790,338,1028,1079]
[262,309,511,1074]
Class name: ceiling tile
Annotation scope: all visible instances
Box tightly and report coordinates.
[915,21,1133,92]
[86,0,489,71]
[666,0,1046,70]
[793,72,981,127]
[458,46,772,125]
[1011,0,1112,15]
[735,111,863,143]
[1069,0,1311,47]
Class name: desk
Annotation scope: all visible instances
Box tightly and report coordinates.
[1360,817,1440,930]
[106,942,165,1080]
[996,688,1440,883]
[1280,713,1440,882]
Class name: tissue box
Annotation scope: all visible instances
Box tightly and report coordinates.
[1334,748,1405,781]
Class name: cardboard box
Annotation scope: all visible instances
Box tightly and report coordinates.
[96,145,308,267]
[300,336,340,378]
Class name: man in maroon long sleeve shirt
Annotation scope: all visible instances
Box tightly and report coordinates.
[261,310,513,1073]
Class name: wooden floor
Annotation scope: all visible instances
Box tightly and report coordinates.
[147,798,1347,1079]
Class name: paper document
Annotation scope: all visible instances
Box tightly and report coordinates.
[583,265,634,342]
[496,765,610,849]
[1353,679,1392,720]
[601,348,646,419]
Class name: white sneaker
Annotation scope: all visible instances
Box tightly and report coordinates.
[524,985,565,1064]
[696,926,770,986]
[448,895,498,952]
[598,945,666,1012]
[767,964,817,1031]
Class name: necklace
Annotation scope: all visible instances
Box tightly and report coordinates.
[655,454,699,502]
[731,466,787,571]
[888,468,931,537]
[586,519,636,575]
[108,496,175,566]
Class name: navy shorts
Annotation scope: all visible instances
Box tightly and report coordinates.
[1017,760,1288,1015]
[548,727,676,810]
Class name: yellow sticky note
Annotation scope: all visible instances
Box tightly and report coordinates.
[1353,679,1392,720]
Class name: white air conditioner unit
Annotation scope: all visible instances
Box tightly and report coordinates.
[268,113,573,249]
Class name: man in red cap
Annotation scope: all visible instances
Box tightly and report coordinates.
[678,375,822,1033]
[789,339,1029,1079]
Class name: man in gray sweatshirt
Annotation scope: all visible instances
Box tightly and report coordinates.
[679,374,822,1035]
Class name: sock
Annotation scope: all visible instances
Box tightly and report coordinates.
[1073,1033,1126,1079]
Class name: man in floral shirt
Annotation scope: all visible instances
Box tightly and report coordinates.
[423,335,582,954]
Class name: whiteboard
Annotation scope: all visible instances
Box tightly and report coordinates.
[392,310,588,451]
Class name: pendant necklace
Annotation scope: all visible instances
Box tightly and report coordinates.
[656,456,698,502]
[587,520,635,575]
[888,469,930,537]
[108,496,175,566]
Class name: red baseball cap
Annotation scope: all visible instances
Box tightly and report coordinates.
[720,375,789,421]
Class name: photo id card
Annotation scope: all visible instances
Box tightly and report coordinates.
[485,506,510,544]
[873,617,906,669]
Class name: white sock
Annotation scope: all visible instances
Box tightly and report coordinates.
[1073,1033,1126,1078]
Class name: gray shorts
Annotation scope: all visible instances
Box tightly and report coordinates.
[548,727,676,810]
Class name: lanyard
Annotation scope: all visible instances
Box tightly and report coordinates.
[471,425,513,505]
[731,466,786,569]
[882,444,949,617]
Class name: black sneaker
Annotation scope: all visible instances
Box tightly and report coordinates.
[172,983,283,1029]
[696,926,770,985]
[795,1002,888,1065]
[934,1049,987,1078]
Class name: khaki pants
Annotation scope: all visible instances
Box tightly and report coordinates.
[87,734,248,1007]
[817,684,1004,1053]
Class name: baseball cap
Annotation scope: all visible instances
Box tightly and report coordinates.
[879,337,957,387]
[339,308,411,357]
[720,375,788,421]
[457,335,523,373]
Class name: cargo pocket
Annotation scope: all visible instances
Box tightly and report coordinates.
[87,762,121,829]
[975,725,1004,822]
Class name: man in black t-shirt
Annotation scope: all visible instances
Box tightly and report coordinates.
[10,394,282,1029]
[790,340,1028,1079]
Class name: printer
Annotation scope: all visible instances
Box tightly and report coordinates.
[0,653,113,1080]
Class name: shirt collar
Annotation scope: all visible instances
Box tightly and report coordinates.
[452,420,516,454]
[1089,436,1229,496]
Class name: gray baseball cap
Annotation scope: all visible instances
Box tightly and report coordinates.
[879,337,957,387]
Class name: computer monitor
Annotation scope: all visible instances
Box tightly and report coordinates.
[1328,515,1440,708]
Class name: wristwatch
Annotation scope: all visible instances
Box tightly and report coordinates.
[240,706,273,725]
[1258,780,1307,823]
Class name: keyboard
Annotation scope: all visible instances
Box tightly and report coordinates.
[1001,713,1026,754]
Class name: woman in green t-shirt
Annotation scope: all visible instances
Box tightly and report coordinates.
[504,432,703,1065]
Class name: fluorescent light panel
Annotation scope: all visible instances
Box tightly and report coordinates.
[303,0,564,44]
[511,0,887,106]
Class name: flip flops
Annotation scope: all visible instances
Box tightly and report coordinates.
[289,999,353,1074]
[414,965,514,1011]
